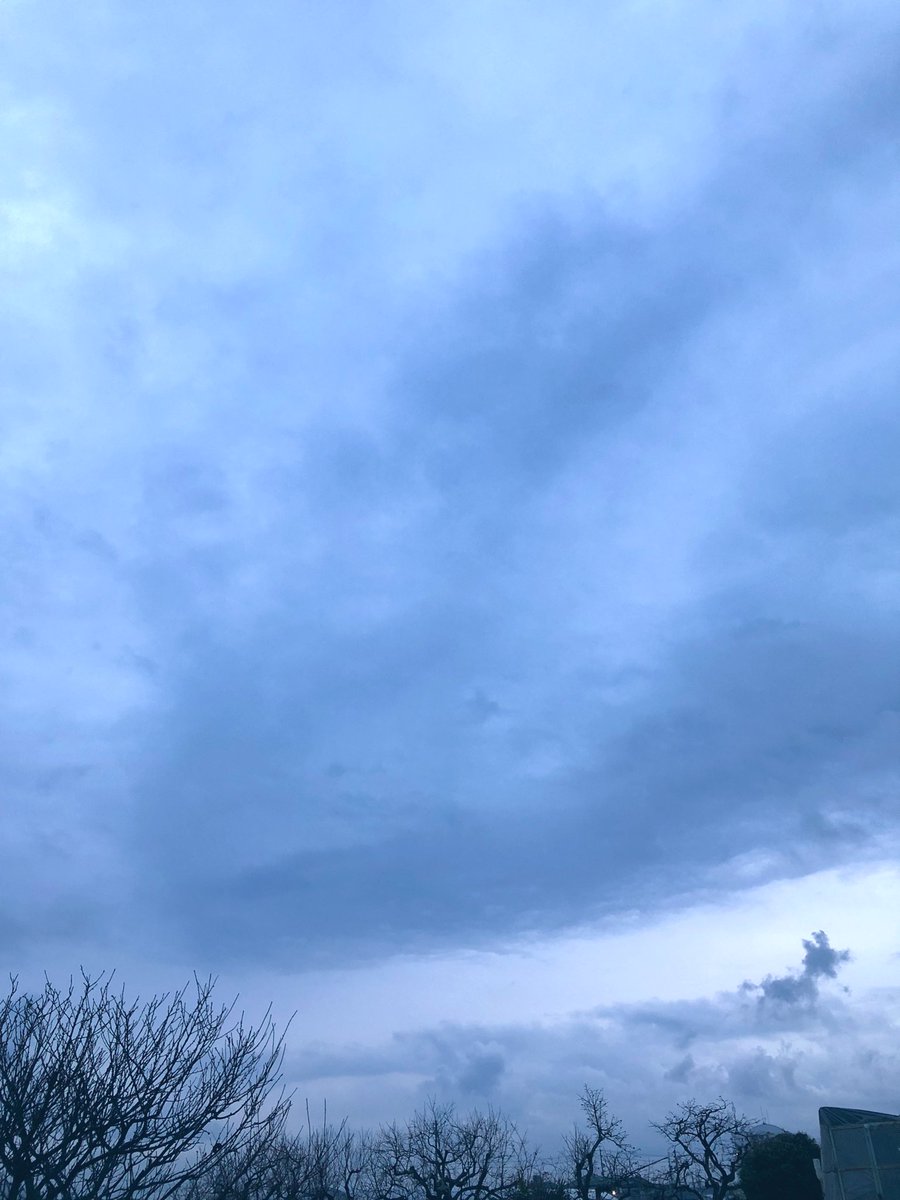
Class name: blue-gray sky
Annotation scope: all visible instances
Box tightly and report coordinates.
[2,0,899,1153]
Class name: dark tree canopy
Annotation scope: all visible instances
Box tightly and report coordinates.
[739,1131,821,1200]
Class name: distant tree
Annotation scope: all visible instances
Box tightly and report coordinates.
[376,1100,534,1200]
[643,1155,704,1200]
[508,1171,570,1200]
[739,1131,821,1200]
[0,973,289,1200]
[293,1108,374,1200]
[652,1098,753,1200]
[178,1127,292,1200]
[186,1115,374,1200]
[563,1086,633,1200]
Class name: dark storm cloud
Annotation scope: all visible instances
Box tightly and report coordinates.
[801,931,852,980]
[117,12,900,966]
[747,931,852,1008]
[2,1,900,970]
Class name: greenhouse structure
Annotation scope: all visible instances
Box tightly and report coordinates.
[819,1106,900,1200]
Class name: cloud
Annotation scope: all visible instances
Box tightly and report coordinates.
[724,1046,801,1102]
[130,64,900,965]
[743,932,852,1009]
[801,931,853,981]
[1,1,900,977]
[286,934,897,1150]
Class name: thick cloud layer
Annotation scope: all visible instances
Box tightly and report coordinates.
[1,2,899,978]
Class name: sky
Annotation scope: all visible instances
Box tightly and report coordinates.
[2,0,900,1159]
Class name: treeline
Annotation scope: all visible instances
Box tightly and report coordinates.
[0,976,819,1200]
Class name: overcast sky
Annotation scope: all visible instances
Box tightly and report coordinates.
[2,0,900,1157]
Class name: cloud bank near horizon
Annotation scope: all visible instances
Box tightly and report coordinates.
[285,931,899,1151]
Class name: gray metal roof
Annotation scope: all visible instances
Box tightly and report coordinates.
[821,1108,900,1128]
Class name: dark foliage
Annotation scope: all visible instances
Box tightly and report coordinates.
[739,1131,821,1200]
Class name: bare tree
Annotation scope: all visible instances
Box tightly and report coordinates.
[177,1125,290,1200]
[333,1125,377,1200]
[652,1098,753,1200]
[563,1087,632,1200]
[375,1101,534,1200]
[294,1106,374,1200]
[506,1171,569,1200]
[187,1109,379,1200]
[643,1154,705,1200]
[0,973,290,1200]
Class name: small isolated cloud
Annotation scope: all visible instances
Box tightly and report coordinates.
[801,930,853,980]
[744,931,851,1009]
